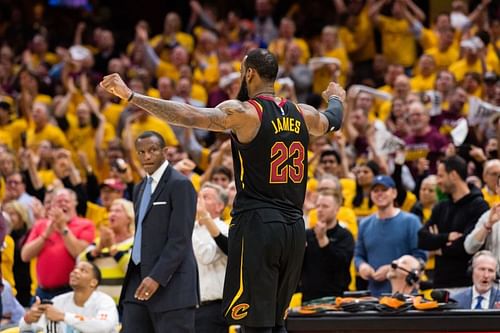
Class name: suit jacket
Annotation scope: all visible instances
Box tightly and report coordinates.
[454,287,500,309]
[120,164,199,312]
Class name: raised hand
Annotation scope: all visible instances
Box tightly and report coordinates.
[322,82,346,104]
[100,73,133,101]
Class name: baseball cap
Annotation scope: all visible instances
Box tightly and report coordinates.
[100,178,126,191]
[371,175,396,189]
[484,72,498,84]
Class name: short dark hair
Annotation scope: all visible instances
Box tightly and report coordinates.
[211,165,233,181]
[320,149,341,164]
[89,262,102,286]
[0,101,10,112]
[136,131,166,148]
[245,48,278,82]
[442,155,467,180]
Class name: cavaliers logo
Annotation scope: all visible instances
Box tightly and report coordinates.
[231,303,250,320]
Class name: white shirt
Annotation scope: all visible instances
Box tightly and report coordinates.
[19,291,119,333]
[149,160,169,193]
[192,217,228,302]
[464,209,500,259]
[471,288,491,310]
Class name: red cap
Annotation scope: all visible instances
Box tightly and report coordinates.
[100,178,126,191]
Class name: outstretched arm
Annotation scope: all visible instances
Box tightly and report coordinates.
[101,73,262,143]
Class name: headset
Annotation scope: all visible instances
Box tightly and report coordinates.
[466,250,500,282]
[391,262,421,287]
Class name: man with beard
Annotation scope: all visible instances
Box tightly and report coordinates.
[100,48,345,332]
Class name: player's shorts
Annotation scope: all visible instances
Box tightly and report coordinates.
[222,208,306,327]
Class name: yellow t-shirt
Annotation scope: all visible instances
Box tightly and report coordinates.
[150,32,195,61]
[410,74,436,93]
[378,16,416,67]
[26,123,71,151]
[128,116,179,147]
[322,47,350,87]
[268,37,310,65]
[102,103,125,129]
[0,118,28,150]
[66,120,116,181]
[0,129,13,148]
[1,235,15,294]
[86,202,109,233]
[449,59,488,83]
[349,6,376,62]
[425,46,460,71]
[156,60,180,82]
[482,187,500,208]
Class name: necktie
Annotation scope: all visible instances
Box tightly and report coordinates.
[474,295,484,310]
[132,177,152,265]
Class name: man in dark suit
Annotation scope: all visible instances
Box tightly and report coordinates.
[120,131,198,332]
[454,250,500,310]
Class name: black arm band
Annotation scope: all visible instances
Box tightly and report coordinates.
[324,96,344,133]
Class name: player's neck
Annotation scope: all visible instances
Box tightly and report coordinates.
[251,87,275,99]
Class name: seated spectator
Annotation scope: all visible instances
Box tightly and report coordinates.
[19,261,119,333]
[2,201,34,307]
[301,189,354,302]
[387,255,424,295]
[1,279,25,327]
[79,199,134,303]
[355,175,426,296]
[454,250,500,309]
[21,188,95,300]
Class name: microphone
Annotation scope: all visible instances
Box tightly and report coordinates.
[391,262,413,275]
[431,289,450,303]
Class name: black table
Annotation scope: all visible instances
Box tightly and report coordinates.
[286,310,500,332]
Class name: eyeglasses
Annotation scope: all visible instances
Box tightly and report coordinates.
[321,159,337,164]
[6,180,22,185]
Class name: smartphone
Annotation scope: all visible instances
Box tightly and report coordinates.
[41,299,53,305]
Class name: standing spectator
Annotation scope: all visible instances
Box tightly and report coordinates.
[253,0,278,46]
[454,250,500,309]
[369,0,420,69]
[355,175,426,296]
[405,101,448,176]
[193,183,229,333]
[21,188,95,300]
[120,131,198,332]
[301,189,354,302]
[19,262,119,333]
[418,156,489,289]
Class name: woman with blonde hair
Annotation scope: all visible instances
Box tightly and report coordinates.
[2,201,34,306]
[79,198,134,303]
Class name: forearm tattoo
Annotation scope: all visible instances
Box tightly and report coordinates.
[131,93,229,131]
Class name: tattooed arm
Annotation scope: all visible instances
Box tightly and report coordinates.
[100,73,261,143]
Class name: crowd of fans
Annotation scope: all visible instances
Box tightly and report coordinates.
[0,0,500,330]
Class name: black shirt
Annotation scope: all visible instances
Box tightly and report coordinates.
[300,223,355,302]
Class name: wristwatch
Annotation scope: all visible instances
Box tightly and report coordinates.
[62,227,70,236]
